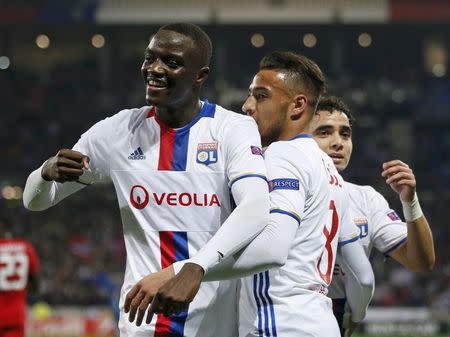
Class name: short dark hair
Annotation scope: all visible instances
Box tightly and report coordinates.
[317,95,355,125]
[259,50,326,110]
[158,23,212,67]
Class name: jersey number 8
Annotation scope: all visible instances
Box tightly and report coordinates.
[317,200,339,285]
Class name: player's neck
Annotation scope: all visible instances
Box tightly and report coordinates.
[278,121,310,141]
[156,99,202,129]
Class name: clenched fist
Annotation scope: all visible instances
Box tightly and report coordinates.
[42,149,90,183]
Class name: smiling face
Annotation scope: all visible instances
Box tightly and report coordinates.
[141,29,207,109]
[242,69,292,147]
[310,109,353,172]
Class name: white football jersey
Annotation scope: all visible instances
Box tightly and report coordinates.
[73,101,267,337]
[328,182,407,299]
[238,135,359,337]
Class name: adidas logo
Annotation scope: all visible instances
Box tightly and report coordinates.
[128,147,146,160]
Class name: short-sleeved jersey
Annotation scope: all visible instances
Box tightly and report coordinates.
[0,238,40,327]
[73,101,267,337]
[238,135,359,337]
[328,182,407,299]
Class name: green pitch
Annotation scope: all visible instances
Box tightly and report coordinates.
[352,334,449,337]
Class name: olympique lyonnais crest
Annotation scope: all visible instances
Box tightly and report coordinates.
[354,217,369,238]
[197,142,218,165]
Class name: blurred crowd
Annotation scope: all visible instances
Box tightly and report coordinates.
[1,48,449,310]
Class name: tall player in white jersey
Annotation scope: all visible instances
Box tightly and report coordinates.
[310,95,435,336]
[22,23,270,337]
[134,51,374,337]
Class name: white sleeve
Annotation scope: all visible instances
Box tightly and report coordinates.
[339,241,375,323]
[23,164,86,211]
[188,177,269,272]
[23,116,114,211]
[225,117,267,185]
[367,188,408,255]
[175,212,297,281]
[265,142,307,223]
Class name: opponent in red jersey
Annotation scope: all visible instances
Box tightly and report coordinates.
[0,217,40,337]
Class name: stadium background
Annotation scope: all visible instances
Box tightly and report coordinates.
[1,0,449,336]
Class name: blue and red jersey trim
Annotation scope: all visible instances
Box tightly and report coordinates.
[155,231,189,336]
[148,101,216,171]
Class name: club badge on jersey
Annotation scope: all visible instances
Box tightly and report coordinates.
[197,142,218,165]
[354,217,369,238]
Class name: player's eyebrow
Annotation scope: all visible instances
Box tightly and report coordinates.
[313,125,333,133]
[340,125,352,134]
[250,87,270,95]
[144,48,182,60]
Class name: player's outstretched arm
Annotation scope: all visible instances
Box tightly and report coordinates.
[23,149,90,211]
[191,211,296,281]
[124,210,296,327]
[339,241,375,331]
[124,176,271,326]
[381,160,435,272]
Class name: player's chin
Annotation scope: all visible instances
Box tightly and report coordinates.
[145,91,169,106]
[335,161,348,172]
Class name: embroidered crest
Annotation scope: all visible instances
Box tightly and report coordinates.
[197,142,218,165]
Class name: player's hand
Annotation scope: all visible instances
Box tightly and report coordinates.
[124,266,175,326]
[381,160,416,202]
[145,263,204,325]
[344,319,358,337]
[41,149,90,183]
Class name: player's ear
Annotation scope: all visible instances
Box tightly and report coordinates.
[196,67,210,85]
[290,94,308,120]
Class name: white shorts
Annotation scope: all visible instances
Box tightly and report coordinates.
[239,273,340,337]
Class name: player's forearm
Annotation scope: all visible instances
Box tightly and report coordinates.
[397,192,435,272]
[174,212,297,281]
[340,242,375,323]
[23,164,84,211]
[188,178,270,273]
[202,213,296,280]
[403,216,435,272]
